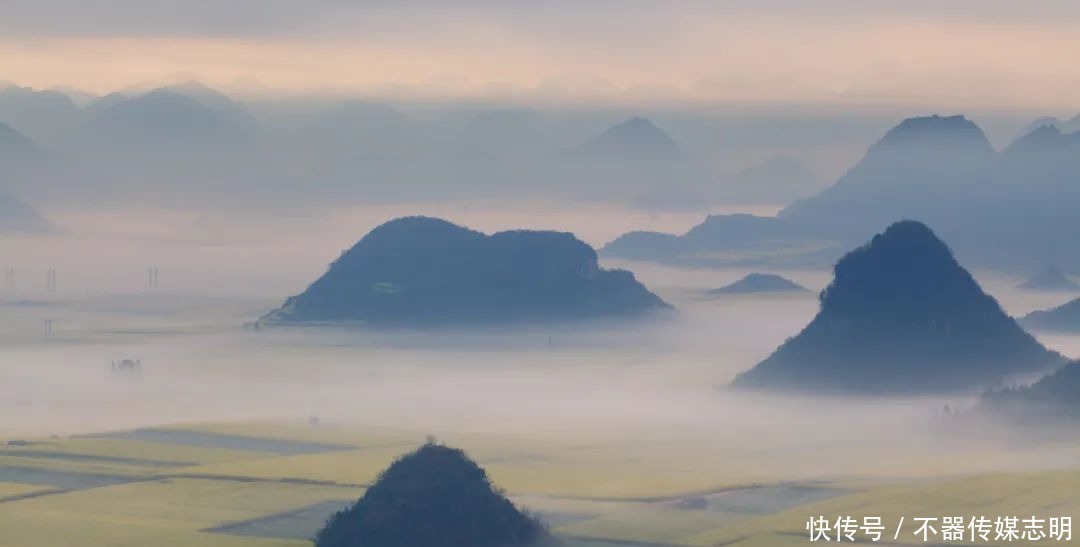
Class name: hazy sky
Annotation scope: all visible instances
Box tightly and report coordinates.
[2,0,1079,110]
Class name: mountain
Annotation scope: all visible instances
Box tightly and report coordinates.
[980,360,1080,420]
[0,84,82,144]
[76,88,257,150]
[555,117,713,207]
[1002,125,1080,172]
[160,81,243,114]
[1017,265,1078,291]
[49,85,98,107]
[710,273,808,295]
[731,221,1063,394]
[780,115,998,243]
[1017,114,1080,137]
[86,92,130,112]
[261,216,670,327]
[1020,298,1080,333]
[1000,125,1080,199]
[564,117,682,162]
[0,120,116,206]
[1066,113,1080,134]
[604,113,1080,271]
[315,443,548,547]
[600,229,689,263]
[1018,116,1062,138]
[601,213,838,268]
[58,86,262,203]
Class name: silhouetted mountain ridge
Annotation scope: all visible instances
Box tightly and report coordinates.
[980,360,1080,420]
[564,117,682,162]
[315,443,548,547]
[262,216,669,327]
[1021,298,1080,333]
[1017,265,1077,291]
[780,115,998,241]
[604,113,1080,271]
[710,273,808,295]
[732,221,1063,393]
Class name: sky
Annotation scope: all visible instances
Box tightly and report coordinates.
[2,0,1079,110]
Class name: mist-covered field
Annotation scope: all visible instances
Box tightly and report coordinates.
[2,203,1077,457]
[2,202,1079,547]
[3,2,1080,545]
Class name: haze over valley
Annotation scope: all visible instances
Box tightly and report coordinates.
[3,2,1080,546]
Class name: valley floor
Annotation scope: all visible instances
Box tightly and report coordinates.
[0,420,1078,547]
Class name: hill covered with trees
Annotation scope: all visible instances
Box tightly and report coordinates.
[315,443,548,547]
[732,221,1063,393]
[261,216,669,327]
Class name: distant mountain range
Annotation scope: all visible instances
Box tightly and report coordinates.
[709,273,808,295]
[731,221,1063,394]
[260,216,669,327]
[6,81,815,212]
[980,359,1080,421]
[602,213,838,268]
[0,83,81,144]
[1017,114,1080,139]
[72,86,258,154]
[604,114,1080,272]
[1017,265,1078,291]
[553,116,714,207]
[2,78,1078,266]
[563,117,683,162]
[1021,297,1080,333]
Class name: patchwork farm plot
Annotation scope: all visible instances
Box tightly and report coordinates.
[0,421,1076,547]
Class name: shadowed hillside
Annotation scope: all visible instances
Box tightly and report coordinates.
[709,273,808,295]
[1017,265,1078,291]
[732,221,1063,393]
[261,216,669,327]
[1021,297,1080,333]
[603,114,1080,271]
[980,360,1080,420]
[315,443,548,547]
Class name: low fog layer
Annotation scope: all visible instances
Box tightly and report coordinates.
[2,208,1078,482]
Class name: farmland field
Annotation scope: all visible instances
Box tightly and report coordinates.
[1,420,1077,547]
[0,270,1077,547]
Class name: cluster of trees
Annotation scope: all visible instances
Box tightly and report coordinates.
[316,442,548,547]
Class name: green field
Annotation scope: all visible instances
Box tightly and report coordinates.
[0,421,1076,547]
